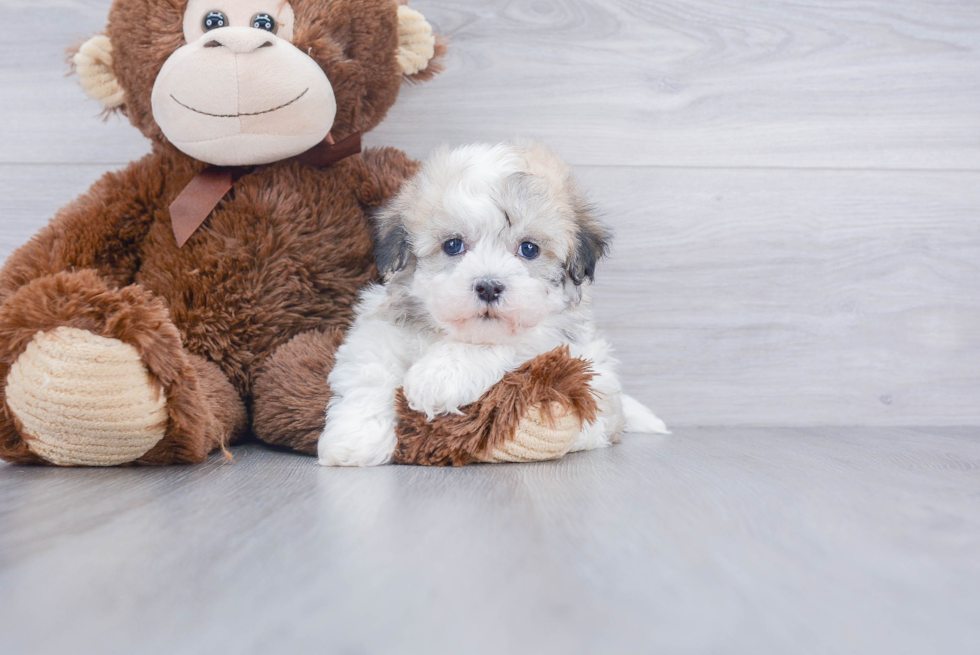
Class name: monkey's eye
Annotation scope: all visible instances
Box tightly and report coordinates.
[519,242,540,259]
[443,239,465,256]
[252,13,277,32]
[203,11,227,31]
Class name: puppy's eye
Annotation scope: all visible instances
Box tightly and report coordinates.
[519,242,540,260]
[203,11,227,31]
[443,239,465,256]
[252,13,277,32]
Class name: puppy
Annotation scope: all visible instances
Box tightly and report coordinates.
[319,140,667,467]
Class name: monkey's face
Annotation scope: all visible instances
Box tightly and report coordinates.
[151,1,336,166]
[83,0,442,166]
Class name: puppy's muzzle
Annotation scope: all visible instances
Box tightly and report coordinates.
[475,279,505,304]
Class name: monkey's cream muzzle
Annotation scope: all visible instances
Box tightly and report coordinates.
[78,1,439,167]
[151,27,337,167]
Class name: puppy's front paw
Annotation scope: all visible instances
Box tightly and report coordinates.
[402,359,478,419]
[319,426,395,467]
[318,402,397,467]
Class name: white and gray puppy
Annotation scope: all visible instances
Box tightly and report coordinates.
[319,140,667,467]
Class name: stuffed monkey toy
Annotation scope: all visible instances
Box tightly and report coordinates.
[0,0,595,467]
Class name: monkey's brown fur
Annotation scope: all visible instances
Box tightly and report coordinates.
[393,348,599,467]
[1,0,594,468]
[0,0,441,465]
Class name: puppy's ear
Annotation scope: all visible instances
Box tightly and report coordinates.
[566,200,612,286]
[374,214,413,276]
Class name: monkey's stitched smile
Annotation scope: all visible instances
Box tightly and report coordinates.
[170,88,309,118]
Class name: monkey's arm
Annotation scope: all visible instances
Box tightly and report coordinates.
[393,347,600,466]
[0,153,168,303]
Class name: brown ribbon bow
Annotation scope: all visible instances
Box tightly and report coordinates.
[169,131,362,248]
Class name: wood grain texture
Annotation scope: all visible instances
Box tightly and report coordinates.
[2,0,979,168]
[0,165,112,260]
[0,433,978,655]
[4,164,978,426]
[581,166,980,426]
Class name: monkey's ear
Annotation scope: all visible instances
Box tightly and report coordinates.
[396,5,446,81]
[374,216,413,276]
[566,201,612,286]
[71,34,126,111]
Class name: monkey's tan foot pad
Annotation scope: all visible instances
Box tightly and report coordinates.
[5,327,169,466]
[393,346,600,466]
[475,403,581,463]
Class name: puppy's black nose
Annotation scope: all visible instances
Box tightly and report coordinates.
[475,279,505,304]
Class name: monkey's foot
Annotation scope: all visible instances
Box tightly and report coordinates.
[6,327,168,466]
[393,347,599,466]
[475,402,581,463]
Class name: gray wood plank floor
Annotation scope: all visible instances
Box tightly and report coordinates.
[1,430,978,655]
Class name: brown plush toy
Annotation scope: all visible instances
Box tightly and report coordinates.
[0,0,591,467]
[393,347,601,466]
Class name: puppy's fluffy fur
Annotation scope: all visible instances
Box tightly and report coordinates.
[319,141,667,467]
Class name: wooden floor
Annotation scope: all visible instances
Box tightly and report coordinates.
[2,1,979,653]
[0,430,977,655]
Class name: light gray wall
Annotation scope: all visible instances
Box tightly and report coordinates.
[2,0,978,426]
